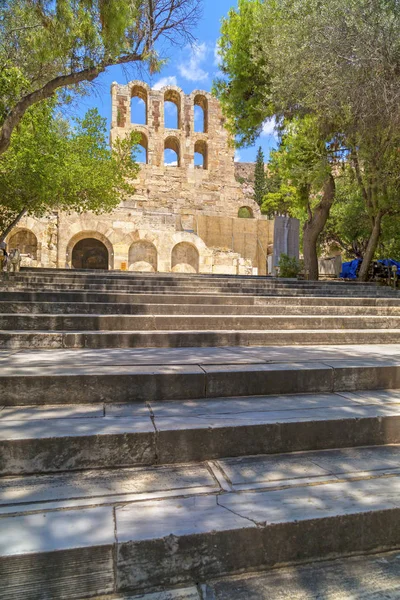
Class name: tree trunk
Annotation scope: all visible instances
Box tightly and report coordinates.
[302,173,336,281]
[358,211,383,282]
[0,208,27,243]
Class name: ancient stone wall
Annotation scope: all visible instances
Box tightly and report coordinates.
[3,80,295,276]
[110,81,261,218]
[7,208,267,275]
[196,214,273,275]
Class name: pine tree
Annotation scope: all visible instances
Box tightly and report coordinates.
[254,146,266,206]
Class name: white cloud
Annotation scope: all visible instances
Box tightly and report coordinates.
[153,76,178,90]
[214,42,222,67]
[261,117,277,137]
[178,42,209,82]
[165,160,178,167]
[234,150,242,162]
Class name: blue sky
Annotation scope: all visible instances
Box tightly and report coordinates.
[73,0,277,163]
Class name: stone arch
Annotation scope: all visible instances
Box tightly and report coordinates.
[164,136,181,167]
[164,88,182,129]
[194,94,208,133]
[66,231,114,269]
[130,84,148,125]
[135,131,149,164]
[238,206,254,219]
[171,242,199,273]
[8,229,38,259]
[129,240,157,272]
[194,139,208,170]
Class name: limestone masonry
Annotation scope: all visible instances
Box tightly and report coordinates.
[5,80,299,275]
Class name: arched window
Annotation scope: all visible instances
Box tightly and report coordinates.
[238,206,254,219]
[164,90,181,129]
[194,140,208,170]
[194,95,208,133]
[164,136,180,167]
[133,132,148,164]
[129,240,157,272]
[131,85,147,125]
[8,229,38,259]
[171,242,199,273]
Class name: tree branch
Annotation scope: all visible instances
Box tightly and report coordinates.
[350,147,371,208]
[0,207,27,243]
[0,52,144,156]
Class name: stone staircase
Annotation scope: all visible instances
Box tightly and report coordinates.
[0,269,400,599]
[2,269,400,349]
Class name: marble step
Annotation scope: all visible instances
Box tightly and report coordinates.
[2,273,396,290]
[3,291,400,306]
[2,353,400,405]
[2,328,400,349]
[4,281,398,297]
[2,443,399,515]
[1,389,400,475]
[3,313,400,332]
[4,301,400,316]
[1,446,400,598]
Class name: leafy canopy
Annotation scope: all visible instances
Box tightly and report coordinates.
[213,0,274,147]
[261,116,332,218]
[0,99,140,235]
[0,0,201,154]
[214,0,400,275]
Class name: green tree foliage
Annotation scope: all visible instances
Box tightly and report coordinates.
[261,115,336,278]
[322,174,400,262]
[0,0,201,155]
[321,173,370,260]
[0,100,140,240]
[262,117,331,211]
[378,216,400,261]
[214,1,336,279]
[254,146,266,206]
[214,0,272,148]
[214,0,400,280]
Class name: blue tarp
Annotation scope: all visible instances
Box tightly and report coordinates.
[377,259,400,270]
[340,258,400,279]
[340,259,361,279]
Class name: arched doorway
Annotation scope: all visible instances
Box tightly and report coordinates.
[71,238,109,270]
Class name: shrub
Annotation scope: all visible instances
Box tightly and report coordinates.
[278,253,303,278]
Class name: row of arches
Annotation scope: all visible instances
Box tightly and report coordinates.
[7,206,255,267]
[131,87,208,133]
[135,134,208,169]
[7,229,201,272]
[71,238,200,273]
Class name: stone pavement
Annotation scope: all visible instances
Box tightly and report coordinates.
[1,270,400,599]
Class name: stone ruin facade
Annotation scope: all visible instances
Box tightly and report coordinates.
[5,80,298,276]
